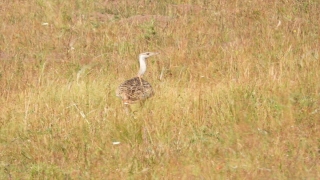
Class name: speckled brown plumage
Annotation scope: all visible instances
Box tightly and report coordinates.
[116,77,154,104]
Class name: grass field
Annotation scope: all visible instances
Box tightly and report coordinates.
[0,0,319,179]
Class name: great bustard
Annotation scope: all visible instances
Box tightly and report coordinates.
[116,52,158,105]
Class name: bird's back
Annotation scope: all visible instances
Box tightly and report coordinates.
[116,77,154,104]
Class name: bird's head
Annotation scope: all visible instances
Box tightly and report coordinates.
[139,52,158,59]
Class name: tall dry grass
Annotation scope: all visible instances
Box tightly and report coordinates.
[0,0,319,179]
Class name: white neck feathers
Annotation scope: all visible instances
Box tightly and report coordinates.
[137,55,147,76]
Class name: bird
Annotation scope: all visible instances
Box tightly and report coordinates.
[116,52,158,105]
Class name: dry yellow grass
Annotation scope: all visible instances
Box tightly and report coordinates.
[0,0,319,179]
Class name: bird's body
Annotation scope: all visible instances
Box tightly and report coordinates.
[116,52,158,105]
[116,77,154,104]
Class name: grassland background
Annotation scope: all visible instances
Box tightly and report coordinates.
[0,0,319,179]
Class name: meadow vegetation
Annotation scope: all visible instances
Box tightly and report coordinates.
[0,0,319,179]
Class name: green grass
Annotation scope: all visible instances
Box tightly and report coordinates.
[0,0,319,179]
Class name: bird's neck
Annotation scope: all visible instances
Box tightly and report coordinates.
[137,56,147,77]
